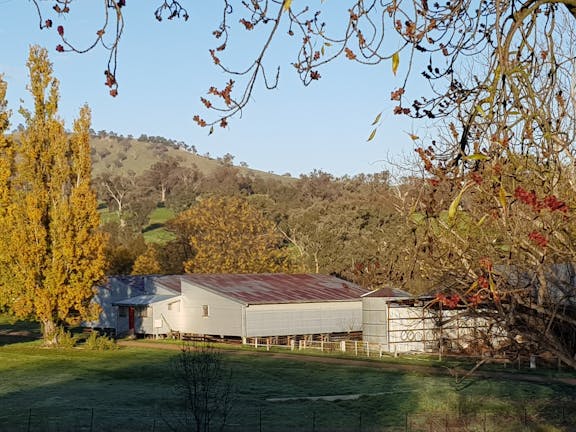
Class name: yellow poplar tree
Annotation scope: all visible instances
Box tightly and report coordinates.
[171,196,294,273]
[0,76,15,308]
[0,46,107,345]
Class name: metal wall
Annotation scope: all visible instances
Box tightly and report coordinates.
[180,281,244,337]
[362,297,496,353]
[244,301,362,337]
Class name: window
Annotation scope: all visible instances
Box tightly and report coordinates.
[202,305,209,318]
[118,306,127,318]
[137,306,151,318]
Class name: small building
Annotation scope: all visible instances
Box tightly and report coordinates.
[362,288,498,354]
[90,273,368,341]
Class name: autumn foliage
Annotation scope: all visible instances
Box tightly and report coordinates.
[169,196,295,274]
[0,47,107,345]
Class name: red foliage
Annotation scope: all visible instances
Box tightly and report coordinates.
[239,18,254,30]
[543,195,568,213]
[477,275,489,289]
[470,172,483,185]
[193,115,207,127]
[435,293,461,309]
[310,70,321,80]
[514,187,569,213]
[514,187,542,211]
[390,87,405,101]
[209,49,220,65]
[345,47,356,60]
[528,231,548,248]
[55,44,64,53]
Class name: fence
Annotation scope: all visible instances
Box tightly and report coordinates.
[248,337,569,371]
[2,403,574,432]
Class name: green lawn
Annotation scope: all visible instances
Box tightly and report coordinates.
[98,205,176,243]
[0,339,574,432]
[142,206,176,243]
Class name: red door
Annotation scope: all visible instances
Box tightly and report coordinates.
[128,306,135,331]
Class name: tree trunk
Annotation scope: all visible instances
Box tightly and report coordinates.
[42,319,58,346]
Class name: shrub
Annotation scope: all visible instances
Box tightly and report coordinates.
[85,330,118,351]
[55,327,77,348]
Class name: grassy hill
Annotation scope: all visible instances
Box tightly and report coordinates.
[90,134,294,182]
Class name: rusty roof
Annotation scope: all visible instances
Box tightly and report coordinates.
[180,274,369,305]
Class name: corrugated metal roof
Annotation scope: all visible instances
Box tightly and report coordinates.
[113,294,178,306]
[104,274,182,294]
[154,275,183,293]
[361,287,412,298]
[181,274,369,305]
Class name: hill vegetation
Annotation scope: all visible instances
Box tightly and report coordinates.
[89,130,292,181]
[91,132,409,291]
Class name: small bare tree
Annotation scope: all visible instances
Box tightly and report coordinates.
[166,343,234,432]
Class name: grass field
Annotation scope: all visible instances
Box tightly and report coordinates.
[1,335,574,432]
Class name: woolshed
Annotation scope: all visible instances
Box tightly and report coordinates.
[362,288,497,354]
[90,274,368,341]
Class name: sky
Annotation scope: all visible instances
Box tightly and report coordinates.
[0,1,431,178]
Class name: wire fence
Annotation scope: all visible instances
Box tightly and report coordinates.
[2,402,575,432]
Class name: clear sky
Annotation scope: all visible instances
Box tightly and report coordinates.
[0,1,431,178]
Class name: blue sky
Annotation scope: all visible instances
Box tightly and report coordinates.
[0,1,431,177]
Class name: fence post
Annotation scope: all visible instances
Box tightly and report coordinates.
[355,341,358,356]
[405,412,409,432]
[27,408,32,432]
[366,342,370,358]
[290,339,295,351]
[312,411,316,432]
[259,408,262,432]
[358,413,362,432]
[341,340,346,352]
[90,407,94,432]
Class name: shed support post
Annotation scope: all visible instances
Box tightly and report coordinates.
[340,340,346,352]
[290,339,295,351]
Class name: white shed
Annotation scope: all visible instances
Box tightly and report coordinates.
[90,274,368,340]
[179,274,368,340]
[362,288,501,354]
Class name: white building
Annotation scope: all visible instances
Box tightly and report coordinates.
[362,288,501,354]
[90,274,369,341]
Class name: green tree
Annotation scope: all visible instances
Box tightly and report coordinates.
[0,46,107,345]
[170,196,295,273]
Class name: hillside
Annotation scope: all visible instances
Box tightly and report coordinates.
[89,134,294,182]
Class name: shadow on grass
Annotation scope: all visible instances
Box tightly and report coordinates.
[142,222,164,233]
[0,317,41,347]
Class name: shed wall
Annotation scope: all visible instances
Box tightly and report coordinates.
[180,282,243,337]
[362,297,389,348]
[245,301,362,337]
